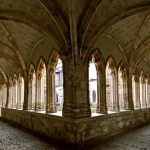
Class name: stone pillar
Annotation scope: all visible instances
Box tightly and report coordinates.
[62,59,91,118]
[126,68,134,110]
[147,81,150,107]
[8,85,13,108]
[141,78,146,108]
[123,77,128,109]
[6,84,9,108]
[36,73,42,111]
[23,76,28,110]
[12,82,17,109]
[144,83,147,107]
[46,68,56,113]
[3,86,7,108]
[96,67,107,114]
[0,87,2,107]
[17,81,21,109]
[111,70,119,112]
[115,71,119,112]
[135,77,141,108]
[28,77,32,110]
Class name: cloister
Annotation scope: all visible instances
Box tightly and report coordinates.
[0,0,150,146]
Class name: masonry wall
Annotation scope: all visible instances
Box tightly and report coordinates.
[1,108,150,144]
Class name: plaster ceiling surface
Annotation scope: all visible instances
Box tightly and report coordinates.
[105,12,147,60]
[0,0,150,83]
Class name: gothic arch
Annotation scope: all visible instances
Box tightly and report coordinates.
[47,51,63,113]
[8,76,13,108]
[118,64,128,110]
[12,74,18,109]
[28,64,36,110]
[88,49,106,113]
[17,73,24,110]
[140,70,147,108]
[105,56,119,112]
[36,58,47,111]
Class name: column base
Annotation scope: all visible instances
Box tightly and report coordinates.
[63,103,91,118]
[46,104,57,113]
[96,104,107,114]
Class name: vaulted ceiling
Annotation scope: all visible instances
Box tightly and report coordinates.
[0,0,150,84]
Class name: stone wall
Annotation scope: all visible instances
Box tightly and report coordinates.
[1,108,150,144]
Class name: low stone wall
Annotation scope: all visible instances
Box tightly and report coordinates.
[1,108,150,144]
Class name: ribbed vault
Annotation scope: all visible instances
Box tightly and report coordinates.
[0,0,150,83]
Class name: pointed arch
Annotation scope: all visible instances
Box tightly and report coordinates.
[88,49,107,113]
[118,64,128,110]
[36,58,47,111]
[12,74,18,109]
[140,70,147,108]
[132,69,141,109]
[8,76,13,108]
[105,56,119,112]
[47,51,63,113]
[17,73,24,109]
[28,64,36,110]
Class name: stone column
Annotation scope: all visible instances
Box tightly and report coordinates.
[135,77,141,108]
[6,84,9,108]
[46,68,56,113]
[126,68,134,110]
[3,86,7,108]
[123,76,128,109]
[148,81,150,107]
[141,79,146,108]
[36,73,42,111]
[12,82,17,109]
[62,58,91,118]
[0,87,2,107]
[28,77,32,110]
[96,66,107,114]
[144,82,147,107]
[8,85,13,108]
[23,76,28,110]
[111,70,119,112]
[115,71,119,112]
[17,81,21,109]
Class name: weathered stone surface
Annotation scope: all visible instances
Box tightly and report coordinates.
[1,108,150,144]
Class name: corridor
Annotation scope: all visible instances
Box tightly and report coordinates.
[0,120,149,150]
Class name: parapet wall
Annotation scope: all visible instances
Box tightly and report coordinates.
[1,108,150,144]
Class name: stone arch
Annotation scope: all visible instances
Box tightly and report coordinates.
[8,76,13,108]
[28,64,36,110]
[47,51,63,113]
[87,49,107,113]
[12,74,18,109]
[36,58,47,111]
[118,64,128,110]
[132,69,141,109]
[105,56,119,112]
[17,73,24,110]
[139,71,147,108]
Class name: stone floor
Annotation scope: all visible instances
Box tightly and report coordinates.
[0,120,150,150]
